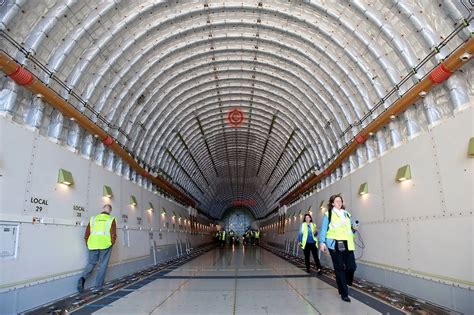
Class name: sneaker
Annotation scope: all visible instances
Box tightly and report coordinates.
[341,296,351,302]
[77,277,85,293]
[317,269,323,276]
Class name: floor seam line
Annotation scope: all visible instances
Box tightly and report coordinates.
[263,250,323,314]
[147,279,191,315]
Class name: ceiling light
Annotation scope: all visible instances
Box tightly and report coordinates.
[129,195,137,206]
[358,183,368,195]
[468,138,474,157]
[103,185,113,198]
[319,200,325,211]
[58,169,74,186]
[460,52,471,61]
[418,91,427,97]
[396,165,412,182]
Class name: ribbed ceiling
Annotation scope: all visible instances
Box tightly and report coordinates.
[1,0,472,218]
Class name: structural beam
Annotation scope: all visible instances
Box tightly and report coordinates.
[280,36,474,206]
[0,51,196,208]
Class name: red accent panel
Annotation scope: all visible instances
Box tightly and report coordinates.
[428,64,452,84]
[8,66,34,86]
[102,135,114,146]
[355,134,367,144]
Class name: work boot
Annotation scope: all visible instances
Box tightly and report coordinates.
[77,277,85,293]
[341,296,351,302]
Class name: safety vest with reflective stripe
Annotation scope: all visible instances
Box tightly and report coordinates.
[326,210,355,251]
[87,213,115,250]
[300,223,318,249]
[254,231,260,239]
[219,231,226,240]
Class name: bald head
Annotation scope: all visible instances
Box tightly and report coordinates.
[103,204,112,213]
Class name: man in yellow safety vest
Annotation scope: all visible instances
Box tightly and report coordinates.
[219,229,226,246]
[254,229,260,245]
[77,204,116,292]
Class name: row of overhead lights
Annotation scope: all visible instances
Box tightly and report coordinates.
[58,133,474,214]
[57,169,210,230]
[57,169,216,230]
[298,136,473,203]
[358,164,412,196]
[56,166,186,207]
[261,164,414,230]
[58,169,157,211]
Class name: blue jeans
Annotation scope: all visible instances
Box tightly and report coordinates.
[82,247,112,288]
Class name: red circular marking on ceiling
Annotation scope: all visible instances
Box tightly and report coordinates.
[227,109,244,127]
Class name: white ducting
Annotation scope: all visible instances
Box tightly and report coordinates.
[47,110,63,140]
[114,158,123,176]
[0,0,472,218]
[66,122,81,149]
[104,149,114,171]
[81,133,94,159]
[93,142,105,166]
[25,96,44,129]
[0,81,18,114]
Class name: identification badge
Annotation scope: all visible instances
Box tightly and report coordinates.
[337,240,346,252]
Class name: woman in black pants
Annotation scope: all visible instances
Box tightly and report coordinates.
[319,195,358,302]
[297,213,323,275]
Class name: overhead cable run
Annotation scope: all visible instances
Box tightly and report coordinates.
[0,50,197,208]
[280,35,474,207]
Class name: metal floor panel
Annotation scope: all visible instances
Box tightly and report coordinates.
[84,246,388,315]
[26,245,459,315]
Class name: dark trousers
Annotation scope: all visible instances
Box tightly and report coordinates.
[329,241,356,298]
[303,242,322,271]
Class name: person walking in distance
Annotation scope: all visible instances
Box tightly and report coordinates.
[77,204,116,292]
[297,213,323,275]
[319,195,358,302]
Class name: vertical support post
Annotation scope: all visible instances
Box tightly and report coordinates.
[179,239,183,257]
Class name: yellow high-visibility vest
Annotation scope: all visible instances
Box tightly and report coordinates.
[300,223,318,249]
[254,231,260,239]
[326,211,355,251]
[220,231,226,240]
[87,213,115,250]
